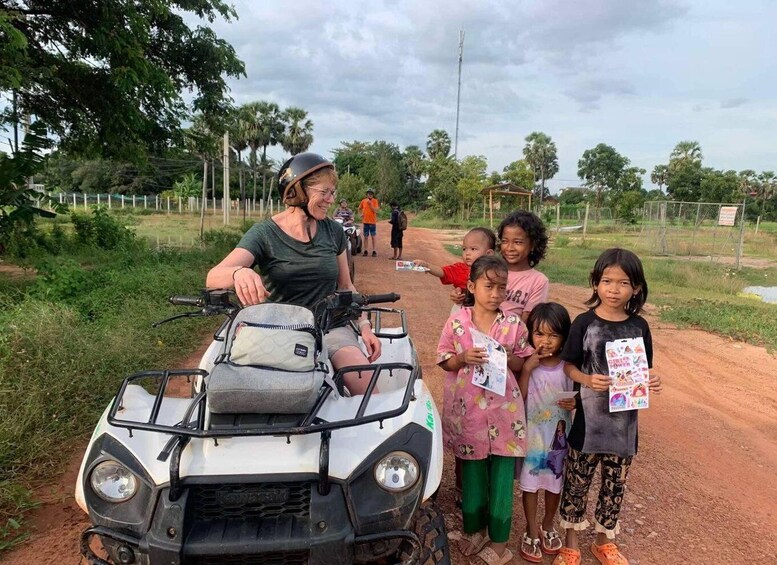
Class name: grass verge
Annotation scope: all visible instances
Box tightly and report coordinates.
[0,231,239,551]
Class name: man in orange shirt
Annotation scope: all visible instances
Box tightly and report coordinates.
[358,189,380,256]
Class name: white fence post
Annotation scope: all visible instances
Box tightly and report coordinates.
[83,193,87,210]
[144,195,147,209]
[132,195,136,208]
[97,194,101,207]
[167,197,171,215]
[121,195,125,209]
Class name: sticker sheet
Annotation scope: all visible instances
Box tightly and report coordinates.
[395,260,428,272]
[469,328,508,396]
[606,337,650,412]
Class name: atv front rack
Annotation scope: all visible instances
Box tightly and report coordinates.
[107,361,419,498]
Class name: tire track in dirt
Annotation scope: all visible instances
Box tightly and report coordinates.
[4,225,776,564]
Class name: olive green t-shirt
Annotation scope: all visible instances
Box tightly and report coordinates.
[236,218,346,314]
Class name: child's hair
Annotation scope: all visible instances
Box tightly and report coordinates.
[466,227,497,251]
[463,255,508,307]
[585,248,648,315]
[390,201,399,207]
[526,302,571,349]
[497,210,548,267]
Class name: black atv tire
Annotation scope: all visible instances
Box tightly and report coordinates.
[399,499,450,564]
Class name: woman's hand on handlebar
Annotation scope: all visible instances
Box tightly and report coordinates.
[361,327,382,362]
[233,267,269,306]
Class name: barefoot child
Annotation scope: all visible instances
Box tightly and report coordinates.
[553,248,662,565]
[413,226,496,301]
[517,302,576,562]
[497,210,550,323]
[437,256,534,565]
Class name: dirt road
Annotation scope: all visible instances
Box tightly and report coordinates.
[5,225,776,564]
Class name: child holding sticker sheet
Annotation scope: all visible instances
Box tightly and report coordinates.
[516,302,576,562]
[553,249,662,565]
[437,256,533,565]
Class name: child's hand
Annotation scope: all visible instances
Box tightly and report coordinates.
[587,373,612,392]
[462,347,488,365]
[413,259,429,269]
[557,398,576,411]
[450,287,465,304]
[523,352,542,373]
[649,373,662,393]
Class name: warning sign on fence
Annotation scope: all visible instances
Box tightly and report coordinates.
[718,206,738,226]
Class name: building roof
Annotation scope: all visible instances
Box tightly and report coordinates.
[480,182,533,196]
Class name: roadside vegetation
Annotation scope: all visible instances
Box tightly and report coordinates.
[0,211,239,549]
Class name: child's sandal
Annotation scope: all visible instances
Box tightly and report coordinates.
[519,533,542,563]
[552,547,582,565]
[539,523,563,554]
[590,541,629,565]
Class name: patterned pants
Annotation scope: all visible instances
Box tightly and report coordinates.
[558,447,633,539]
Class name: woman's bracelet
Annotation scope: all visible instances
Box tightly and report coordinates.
[232,266,246,282]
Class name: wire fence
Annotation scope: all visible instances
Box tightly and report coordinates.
[45,192,283,219]
[639,200,746,267]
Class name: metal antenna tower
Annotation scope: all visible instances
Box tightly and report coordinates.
[454,30,465,159]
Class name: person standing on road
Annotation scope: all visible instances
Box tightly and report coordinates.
[359,189,379,257]
[388,201,404,260]
[552,248,662,565]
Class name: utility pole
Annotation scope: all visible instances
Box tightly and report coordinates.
[454,30,465,159]
[223,131,230,225]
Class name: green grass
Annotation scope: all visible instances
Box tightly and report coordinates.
[0,228,237,551]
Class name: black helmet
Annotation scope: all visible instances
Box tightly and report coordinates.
[277,152,334,206]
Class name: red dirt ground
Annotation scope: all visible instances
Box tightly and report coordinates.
[4,225,776,565]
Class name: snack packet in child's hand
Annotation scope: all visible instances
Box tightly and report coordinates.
[395,260,428,272]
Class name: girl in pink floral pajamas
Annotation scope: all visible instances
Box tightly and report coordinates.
[437,256,534,565]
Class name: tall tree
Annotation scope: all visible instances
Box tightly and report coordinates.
[1,0,245,160]
[758,171,775,208]
[402,145,425,203]
[502,159,534,190]
[651,164,669,193]
[738,169,758,200]
[241,101,283,202]
[184,114,221,237]
[281,107,314,156]
[577,143,629,219]
[522,131,559,202]
[457,155,488,220]
[426,129,452,161]
[669,141,703,170]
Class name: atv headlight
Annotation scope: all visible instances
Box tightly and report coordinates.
[90,460,138,503]
[374,451,419,492]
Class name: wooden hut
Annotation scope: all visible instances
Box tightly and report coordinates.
[480,182,533,228]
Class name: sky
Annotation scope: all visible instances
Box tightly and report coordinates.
[201,0,777,193]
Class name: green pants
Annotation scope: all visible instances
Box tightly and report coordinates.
[461,455,515,543]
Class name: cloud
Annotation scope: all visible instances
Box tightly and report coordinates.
[190,0,777,184]
[720,97,748,109]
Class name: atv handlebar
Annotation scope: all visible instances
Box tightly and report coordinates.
[358,293,400,305]
[169,295,205,307]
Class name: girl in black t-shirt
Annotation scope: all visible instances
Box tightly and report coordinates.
[553,249,662,565]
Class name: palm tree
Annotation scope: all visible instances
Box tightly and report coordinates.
[241,101,284,203]
[402,145,425,202]
[281,107,314,156]
[758,171,775,209]
[651,164,669,193]
[228,109,250,220]
[426,129,451,160]
[738,169,758,200]
[669,141,702,169]
[185,114,220,237]
[523,131,559,202]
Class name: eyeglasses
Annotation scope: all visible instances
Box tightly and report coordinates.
[310,188,337,199]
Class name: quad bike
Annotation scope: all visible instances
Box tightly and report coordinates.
[335,218,363,264]
[76,288,450,564]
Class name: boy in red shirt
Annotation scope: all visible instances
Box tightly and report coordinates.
[413,227,496,293]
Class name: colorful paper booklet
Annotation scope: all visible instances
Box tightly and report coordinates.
[395,260,428,272]
[469,328,508,396]
[606,337,650,412]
